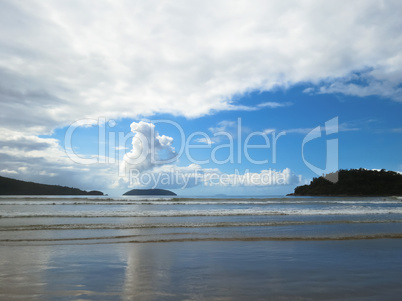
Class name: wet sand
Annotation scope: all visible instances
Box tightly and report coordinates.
[1,239,402,300]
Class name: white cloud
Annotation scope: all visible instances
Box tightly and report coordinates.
[193,120,240,145]
[120,121,177,176]
[263,129,276,135]
[194,137,216,145]
[278,121,361,135]
[0,169,18,175]
[257,102,292,109]
[316,69,402,101]
[115,146,128,150]
[223,101,291,112]
[303,87,315,94]
[0,0,401,135]
[209,120,237,135]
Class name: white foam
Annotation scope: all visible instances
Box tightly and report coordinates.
[1,206,402,218]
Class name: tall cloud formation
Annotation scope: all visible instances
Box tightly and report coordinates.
[0,0,401,134]
[120,121,177,175]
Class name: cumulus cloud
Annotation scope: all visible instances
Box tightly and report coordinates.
[120,121,177,176]
[0,0,401,135]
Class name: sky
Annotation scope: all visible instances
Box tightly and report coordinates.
[0,0,401,196]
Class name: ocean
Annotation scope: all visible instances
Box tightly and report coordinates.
[1,195,402,300]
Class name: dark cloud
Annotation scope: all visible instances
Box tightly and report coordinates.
[0,137,54,152]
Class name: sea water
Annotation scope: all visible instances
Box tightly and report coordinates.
[1,196,402,300]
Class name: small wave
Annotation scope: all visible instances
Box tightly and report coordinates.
[0,197,400,206]
[2,207,402,218]
[0,199,278,206]
[2,219,401,231]
[123,233,402,243]
[2,233,402,246]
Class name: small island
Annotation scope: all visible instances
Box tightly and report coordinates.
[0,175,103,195]
[123,188,177,196]
[290,169,402,196]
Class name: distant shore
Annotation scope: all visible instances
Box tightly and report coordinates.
[0,175,103,196]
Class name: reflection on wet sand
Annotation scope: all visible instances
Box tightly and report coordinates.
[0,246,50,299]
[2,239,402,300]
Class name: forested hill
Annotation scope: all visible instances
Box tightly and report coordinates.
[0,176,103,195]
[123,189,177,196]
[291,169,402,196]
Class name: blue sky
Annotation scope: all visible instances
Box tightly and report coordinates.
[42,84,401,195]
[0,1,401,196]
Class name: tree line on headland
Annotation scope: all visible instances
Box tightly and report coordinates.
[0,175,178,196]
[291,169,402,196]
[0,176,103,195]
